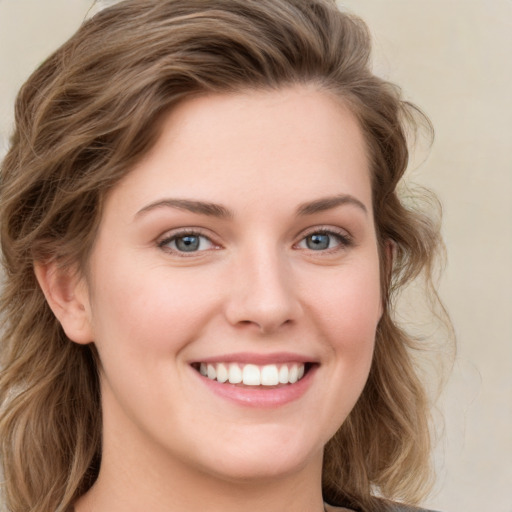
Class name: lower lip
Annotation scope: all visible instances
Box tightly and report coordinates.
[193,366,317,408]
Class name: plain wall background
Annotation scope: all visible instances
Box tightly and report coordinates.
[1,1,511,511]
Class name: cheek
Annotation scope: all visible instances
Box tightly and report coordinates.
[88,259,218,357]
[308,261,382,345]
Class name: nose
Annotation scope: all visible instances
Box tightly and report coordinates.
[224,246,302,335]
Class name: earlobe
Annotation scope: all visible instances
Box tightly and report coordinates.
[34,261,94,345]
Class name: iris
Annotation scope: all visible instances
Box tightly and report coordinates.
[306,233,331,250]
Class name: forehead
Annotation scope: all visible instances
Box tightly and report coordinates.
[105,86,372,218]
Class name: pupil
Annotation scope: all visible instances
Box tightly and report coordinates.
[176,235,199,252]
[307,233,329,250]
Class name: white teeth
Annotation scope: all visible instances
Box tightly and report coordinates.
[207,364,216,380]
[197,362,307,386]
[228,363,242,384]
[289,364,299,384]
[242,364,261,385]
[216,363,228,383]
[261,365,279,386]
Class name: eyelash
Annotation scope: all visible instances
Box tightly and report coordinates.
[157,227,353,256]
[295,227,353,253]
[158,228,219,256]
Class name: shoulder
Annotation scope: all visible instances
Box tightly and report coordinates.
[387,504,440,512]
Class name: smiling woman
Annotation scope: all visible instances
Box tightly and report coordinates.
[0,2,448,512]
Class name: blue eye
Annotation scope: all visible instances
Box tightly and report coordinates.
[159,232,215,253]
[306,233,331,250]
[298,231,349,251]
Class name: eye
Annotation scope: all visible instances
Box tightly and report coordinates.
[297,230,351,251]
[158,231,217,254]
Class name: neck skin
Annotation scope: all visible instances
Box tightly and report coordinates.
[76,465,325,512]
[74,400,327,512]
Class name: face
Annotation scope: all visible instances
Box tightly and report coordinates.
[80,87,382,484]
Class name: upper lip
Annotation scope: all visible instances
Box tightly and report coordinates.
[190,352,318,365]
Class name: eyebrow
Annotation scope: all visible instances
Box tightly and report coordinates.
[136,198,233,219]
[135,194,367,220]
[296,194,368,216]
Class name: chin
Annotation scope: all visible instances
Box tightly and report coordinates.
[207,453,315,483]
[191,427,323,482]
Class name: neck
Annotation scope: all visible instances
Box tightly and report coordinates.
[75,424,326,512]
[77,466,326,512]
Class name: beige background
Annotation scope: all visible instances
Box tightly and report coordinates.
[1,1,511,511]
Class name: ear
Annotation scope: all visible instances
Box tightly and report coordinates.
[34,261,94,345]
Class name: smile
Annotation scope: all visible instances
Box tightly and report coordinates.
[192,362,310,386]
[190,357,317,407]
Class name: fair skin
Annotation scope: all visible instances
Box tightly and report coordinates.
[37,87,382,512]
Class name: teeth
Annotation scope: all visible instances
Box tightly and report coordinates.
[289,364,298,384]
[261,365,279,386]
[216,363,228,383]
[197,362,307,386]
[207,364,216,380]
[242,364,260,385]
[278,365,289,384]
[228,363,242,384]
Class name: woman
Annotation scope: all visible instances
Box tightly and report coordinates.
[0,1,448,511]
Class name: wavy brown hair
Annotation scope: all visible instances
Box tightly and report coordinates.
[0,1,450,511]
